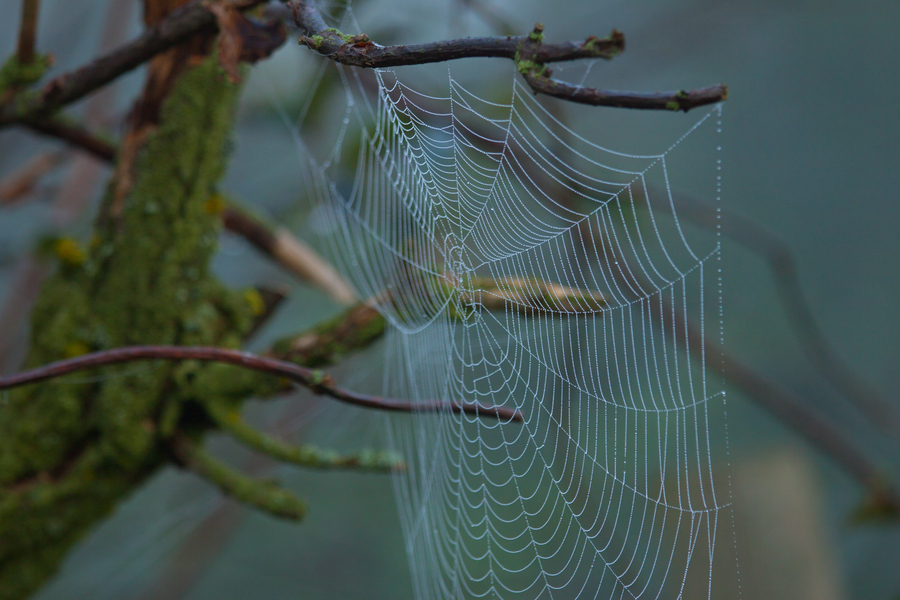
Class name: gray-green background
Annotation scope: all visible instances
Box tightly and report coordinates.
[1,0,898,598]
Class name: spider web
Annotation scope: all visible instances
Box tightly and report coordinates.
[282,29,733,599]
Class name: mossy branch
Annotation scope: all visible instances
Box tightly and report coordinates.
[204,400,404,472]
[170,433,306,521]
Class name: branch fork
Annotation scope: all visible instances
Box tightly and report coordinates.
[290,0,726,112]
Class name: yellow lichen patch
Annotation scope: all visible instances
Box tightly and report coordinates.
[243,288,265,315]
[53,237,86,266]
[63,341,91,359]
[202,193,227,215]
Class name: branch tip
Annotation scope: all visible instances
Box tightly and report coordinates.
[291,0,723,112]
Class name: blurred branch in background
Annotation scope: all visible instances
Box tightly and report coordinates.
[583,206,900,514]
[14,0,40,67]
[0,0,132,374]
[0,150,65,207]
[21,117,116,162]
[0,0,269,128]
[669,192,900,442]
[222,205,357,304]
[0,344,524,420]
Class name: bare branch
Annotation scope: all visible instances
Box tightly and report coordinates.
[0,0,268,127]
[222,206,357,304]
[293,2,621,67]
[21,117,116,162]
[523,76,727,112]
[666,190,900,442]
[0,151,65,206]
[291,1,726,112]
[16,0,41,66]
[0,345,524,422]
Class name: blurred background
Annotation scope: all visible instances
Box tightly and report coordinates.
[1,0,898,598]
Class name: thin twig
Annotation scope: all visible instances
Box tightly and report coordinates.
[600,232,900,513]
[666,190,900,442]
[16,0,41,66]
[291,1,726,112]
[21,117,117,162]
[0,0,267,127]
[169,432,307,520]
[0,151,65,206]
[523,75,727,112]
[222,206,356,304]
[0,345,524,422]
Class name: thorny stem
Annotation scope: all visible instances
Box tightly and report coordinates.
[0,345,524,422]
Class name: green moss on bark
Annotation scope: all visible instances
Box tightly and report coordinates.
[0,55,250,600]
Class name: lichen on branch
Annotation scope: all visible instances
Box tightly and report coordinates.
[0,53,250,599]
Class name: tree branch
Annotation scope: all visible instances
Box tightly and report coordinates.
[16,0,41,66]
[0,150,65,206]
[21,117,117,162]
[666,190,900,442]
[291,1,726,112]
[204,400,404,472]
[169,432,307,520]
[523,76,727,112]
[0,0,267,127]
[0,345,524,422]
[222,206,357,304]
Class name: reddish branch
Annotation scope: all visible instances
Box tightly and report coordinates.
[291,1,726,112]
[0,345,523,422]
